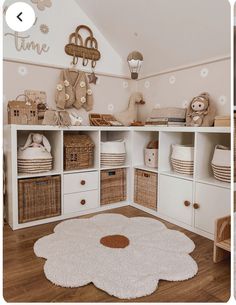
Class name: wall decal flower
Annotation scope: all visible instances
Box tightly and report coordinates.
[18,66,28,76]
[218,95,227,105]
[123,81,128,88]
[144,81,150,88]
[200,68,208,78]
[169,75,176,84]
[34,214,198,299]
[182,100,189,108]
[31,0,52,11]
[40,24,49,34]
[108,103,114,111]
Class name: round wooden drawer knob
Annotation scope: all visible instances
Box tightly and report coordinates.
[80,180,86,185]
[80,199,86,205]
[193,203,200,209]
[184,200,190,207]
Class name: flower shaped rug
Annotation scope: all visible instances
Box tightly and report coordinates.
[34,213,198,299]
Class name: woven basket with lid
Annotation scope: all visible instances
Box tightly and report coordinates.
[64,133,95,170]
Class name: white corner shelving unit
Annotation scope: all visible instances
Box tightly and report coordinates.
[4,124,231,240]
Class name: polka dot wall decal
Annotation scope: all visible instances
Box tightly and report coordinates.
[200,68,208,78]
[123,81,128,88]
[218,95,227,105]
[144,81,150,88]
[18,66,28,76]
[108,104,114,112]
[169,75,176,84]
[155,103,161,109]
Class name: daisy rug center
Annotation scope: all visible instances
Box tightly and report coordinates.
[100,234,130,249]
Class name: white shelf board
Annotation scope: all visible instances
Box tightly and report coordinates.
[5,124,231,134]
[17,170,61,179]
[100,165,130,170]
[133,164,158,173]
[196,176,230,189]
[159,170,193,181]
[64,168,99,174]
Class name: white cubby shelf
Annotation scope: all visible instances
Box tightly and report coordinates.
[4,124,231,240]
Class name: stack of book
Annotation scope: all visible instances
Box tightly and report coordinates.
[214,116,230,127]
[145,107,186,126]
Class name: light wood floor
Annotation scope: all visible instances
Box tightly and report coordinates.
[3,206,230,302]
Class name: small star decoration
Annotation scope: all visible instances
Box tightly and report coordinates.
[88,72,98,84]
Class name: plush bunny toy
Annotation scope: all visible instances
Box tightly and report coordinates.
[186,92,216,127]
[21,133,51,153]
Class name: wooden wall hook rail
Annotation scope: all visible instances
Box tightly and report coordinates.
[65,25,101,64]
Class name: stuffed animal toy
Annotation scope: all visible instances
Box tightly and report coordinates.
[21,133,51,153]
[69,112,83,126]
[186,92,216,127]
[114,92,145,126]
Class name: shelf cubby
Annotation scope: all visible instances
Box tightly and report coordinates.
[158,131,195,179]
[63,130,100,172]
[17,130,62,176]
[195,132,230,187]
[100,130,132,167]
[132,130,159,169]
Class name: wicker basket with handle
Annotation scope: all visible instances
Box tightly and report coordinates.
[101,168,126,205]
[134,169,157,210]
[18,175,61,223]
[64,133,95,170]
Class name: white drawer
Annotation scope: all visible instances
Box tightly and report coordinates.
[64,190,99,214]
[64,171,98,194]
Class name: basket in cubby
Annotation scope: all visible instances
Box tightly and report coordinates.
[64,133,95,170]
[134,169,157,210]
[101,140,126,167]
[100,168,126,205]
[18,175,61,223]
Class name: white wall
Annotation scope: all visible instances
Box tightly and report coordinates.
[137,59,230,121]
[3,0,127,77]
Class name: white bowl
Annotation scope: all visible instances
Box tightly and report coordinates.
[101,140,126,154]
[171,144,194,162]
[212,145,230,167]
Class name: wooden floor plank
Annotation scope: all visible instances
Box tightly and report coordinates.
[3,206,230,302]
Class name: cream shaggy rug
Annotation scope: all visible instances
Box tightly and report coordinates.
[34,213,198,299]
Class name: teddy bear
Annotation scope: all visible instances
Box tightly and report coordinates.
[186,92,216,127]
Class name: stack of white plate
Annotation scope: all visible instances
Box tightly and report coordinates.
[212,145,230,183]
[101,140,126,167]
[17,146,53,173]
[171,144,194,175]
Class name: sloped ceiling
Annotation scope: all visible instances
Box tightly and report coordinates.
[76,0,230,77]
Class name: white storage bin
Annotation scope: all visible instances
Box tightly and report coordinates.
[101,140,126,167]
[145,148,158,168]
[212,145,230,167]
[171,144,194,162]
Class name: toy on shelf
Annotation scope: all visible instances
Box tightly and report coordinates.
[89,113,123,126]
[114,92,145,126]
[186,92,216,127]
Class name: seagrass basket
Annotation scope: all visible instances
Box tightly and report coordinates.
[64,133,95,170]
[101,168,126,205]
[18,175,61,223]
[134,169,157,210]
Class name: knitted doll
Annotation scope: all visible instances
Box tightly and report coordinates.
[55,69,93,111]
[186,92,216,127]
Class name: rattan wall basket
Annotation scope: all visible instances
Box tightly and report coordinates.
[18,175,61,223]
[64,133,95,171]
[100,168,126,205]
[134,169,157,210]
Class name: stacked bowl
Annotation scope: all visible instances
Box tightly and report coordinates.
[171,144,194,175]
[211,145,230,183]
[101,140,126,167]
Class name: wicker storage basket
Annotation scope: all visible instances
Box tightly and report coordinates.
[134,169,157,210]
[101,168,126,205]
[8,94,38,125]
[18,175,61,223]
[64,133,95,170]
[234,113,236,182]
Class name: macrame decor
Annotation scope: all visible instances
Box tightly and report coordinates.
[65,25,101,68]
